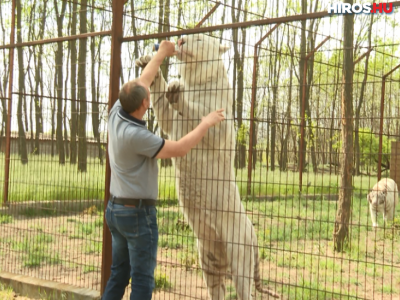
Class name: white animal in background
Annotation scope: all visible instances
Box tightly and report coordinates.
[367,178,398,227]
[136,34,279,299]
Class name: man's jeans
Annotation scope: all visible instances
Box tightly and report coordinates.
[102,200,158,300]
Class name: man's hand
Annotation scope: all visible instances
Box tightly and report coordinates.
[157,40,177,57]
[139,40,176,88]
[201,109,225,127]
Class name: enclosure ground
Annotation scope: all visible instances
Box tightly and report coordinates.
[1,197,400,300]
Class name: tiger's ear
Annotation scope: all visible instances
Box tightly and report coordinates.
[219,44,230,54]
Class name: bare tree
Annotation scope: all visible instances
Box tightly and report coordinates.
[78,0,88,172]
[91,0,103,164]
[334,0,354,252]
[16,0,28,164]
[0,3,9,146]
[305,0,320,173]
[54,0,67,164]
[280,28,296,171]
[156,0,173,168]
[269,20,285,171]
[298,0,307,172]
[354,15,373,175]
[231,0,247,169]
[70,0,78,164]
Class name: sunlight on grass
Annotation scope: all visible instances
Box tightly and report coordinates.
[1,154,105,202]
[0,282,14,300]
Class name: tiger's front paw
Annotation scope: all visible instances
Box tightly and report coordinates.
[135,55,161,79]
[166,81,183,106]
[135,55,151,69]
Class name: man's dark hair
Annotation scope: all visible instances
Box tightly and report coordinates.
[119,81,148,113]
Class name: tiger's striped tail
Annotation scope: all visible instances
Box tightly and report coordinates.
[253,229,281,298]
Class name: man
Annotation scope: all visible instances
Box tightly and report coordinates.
[102,40,225,300]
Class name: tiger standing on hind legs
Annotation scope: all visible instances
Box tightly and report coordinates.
[136,34,280,299]
[103,40,225,300]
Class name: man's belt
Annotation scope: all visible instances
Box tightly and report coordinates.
[110,196,156,207]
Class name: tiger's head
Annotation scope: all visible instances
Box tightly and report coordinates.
[176,34,229,63]
[367,189,387,208]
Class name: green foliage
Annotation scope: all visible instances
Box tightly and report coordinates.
[154,269,172,290]
[69,218,103,239]
[333,128,395,168]
[237,123,249,146]
[0,283,14,300]
[158,209,195,250]
[83,264,97,274]
[0,214,13,224]
[178,251,198,270]
[84,240,102,254]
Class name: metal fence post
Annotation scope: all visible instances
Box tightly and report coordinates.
[101,0,124,294]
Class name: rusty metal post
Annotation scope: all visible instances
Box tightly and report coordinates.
[377,63,400,180]
[0,30,112,50]
[195,1,221,28]
[247,24,280,196]
[101,0,124,294]
[299,36,330,192]
[3,0,16,206]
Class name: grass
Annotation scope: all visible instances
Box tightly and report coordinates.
[69,217,103,239]
[2,153,399,298]
[0,214,13,224]
[11,233,61,267]
[1,153,382,204]
[154,268,172,290]
[1,154,105,202]
[0,282,14,300]
[83,264,97,273]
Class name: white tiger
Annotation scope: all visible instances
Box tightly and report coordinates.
[136,34,279,299]
[367,178,398,227]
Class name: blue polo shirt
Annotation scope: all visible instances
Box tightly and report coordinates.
[108,100,165,199]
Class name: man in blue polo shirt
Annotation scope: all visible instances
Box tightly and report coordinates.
[102,40,225,300]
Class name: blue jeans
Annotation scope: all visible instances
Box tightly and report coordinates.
[102,200,158,300]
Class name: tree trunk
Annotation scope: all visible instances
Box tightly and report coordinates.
[78,0,88,172]
[156,0,172,168]
[232,1,247,169]
[329,63,340,173]
[16,0,28,164]
[334,1,354,252]
[70,0,78,164]
[270,86,277,171]
[303,0,319,173]
[91,1,103,164]
[64,25,70,159]
[354,15,373,175]
[32,1,46,155]
[0,3,8,144]
[298,0,307,172]
[54,0,67,164]
[130,1,139,78]
[281,36,294,171]
[50,89,55,157]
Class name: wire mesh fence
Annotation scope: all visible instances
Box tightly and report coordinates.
[1,1,400,299]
